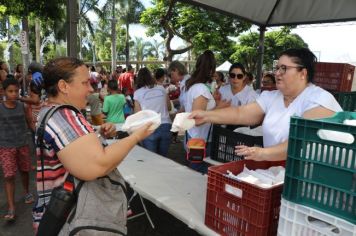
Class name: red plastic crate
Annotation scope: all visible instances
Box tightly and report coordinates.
[314,62,355,92]
[205,160,285,236]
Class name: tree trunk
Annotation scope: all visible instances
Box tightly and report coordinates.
[165,48,173,63]
[21,17,30,94]
[161,0,192,63]
[78,19,82,59]
[111,0,117,72]
[35,19,41,62]
[6,17,14,72]
[92,44,96,65]
[125,20,129,69]
[255,26,266,89]
[66,0,78,57]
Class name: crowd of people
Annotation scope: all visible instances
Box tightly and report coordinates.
[0,47,342,233]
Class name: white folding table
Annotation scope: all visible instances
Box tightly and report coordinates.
[107,140,218,236]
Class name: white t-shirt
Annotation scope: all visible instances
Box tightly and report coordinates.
[134,85,171,124]
[179,75,190,111]
[185,83,216,140]
[256,84,342,147]
[219,84,234,101]
[231,85,258,107]
[219,84,258,107]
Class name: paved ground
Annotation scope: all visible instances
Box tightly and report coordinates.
[0,133,202,236]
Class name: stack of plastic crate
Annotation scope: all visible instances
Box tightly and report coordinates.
[277,112,356,236]
[334,91,356,112]
[314,62,355,92]
[205,160,285,236]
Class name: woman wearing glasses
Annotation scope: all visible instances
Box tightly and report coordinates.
[190,48,342,161]
[218,62,258,107]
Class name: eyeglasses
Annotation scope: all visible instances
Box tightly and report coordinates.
[273,65,304,74]
[229,73,244,80]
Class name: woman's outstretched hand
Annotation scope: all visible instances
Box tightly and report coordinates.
[189,110,209,126]
[131,122,155,143]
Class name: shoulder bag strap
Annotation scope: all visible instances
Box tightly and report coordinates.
[36,105,81,206]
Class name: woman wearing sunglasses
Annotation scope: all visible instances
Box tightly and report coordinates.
[189,48,342,162]
[218,62,258,107]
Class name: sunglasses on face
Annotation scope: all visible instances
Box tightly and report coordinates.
[229,73,244,79]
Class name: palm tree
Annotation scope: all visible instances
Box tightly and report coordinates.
[100,0,144,70]
[117,0,145,68]
[132,36,150,70]
[147,39,165,60]
[100,0,122,71]
[78,0,102,60]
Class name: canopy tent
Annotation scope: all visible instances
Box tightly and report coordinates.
[177,0,356,88]
[178,0,356,27]
[216,61,232,72]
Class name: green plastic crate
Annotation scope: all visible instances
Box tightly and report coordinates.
[334,91,356,111]
[283,112,356,224]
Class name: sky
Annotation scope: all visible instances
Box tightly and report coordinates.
[292,22,356,63]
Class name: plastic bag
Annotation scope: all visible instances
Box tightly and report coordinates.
[170,112,195,135]
[122,110,161,133]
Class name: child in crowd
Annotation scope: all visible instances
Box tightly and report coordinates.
[20,72,44,137]
[87,82,104,125]
[261,73,277,91]
[122,87,133,119]
[102,80,126,123]
[0,78,34,222]
[166,80,180,143]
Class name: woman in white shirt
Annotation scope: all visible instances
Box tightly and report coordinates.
[184,50,216,173]
[190,48,342,161]
[219,62,258,107]
[134,67,172,157]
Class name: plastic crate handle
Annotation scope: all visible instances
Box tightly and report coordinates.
[224,184,242,198]
[305,216,341,235]
[317,129,354,144]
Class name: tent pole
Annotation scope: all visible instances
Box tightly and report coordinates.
[256,26,266,89]
[67,0,78,57]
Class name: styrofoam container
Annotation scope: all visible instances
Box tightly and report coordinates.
[122,110,161,133]
[278,198,356,236]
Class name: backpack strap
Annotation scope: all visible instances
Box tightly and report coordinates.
[36,105,82,206]
[66,178,85,224]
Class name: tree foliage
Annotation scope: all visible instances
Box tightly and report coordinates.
[131,36,151,69]
[100,0,145,66]
[230,27,308,74]
[93,18,127,62]
[147,38,165,60]
[118,0,145,67]
[0,0,65,24]
[140,0,251,63]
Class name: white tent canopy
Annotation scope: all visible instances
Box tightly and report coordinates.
[178,0,356,88]
[178,0,356,26]
[216,61,232,72]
